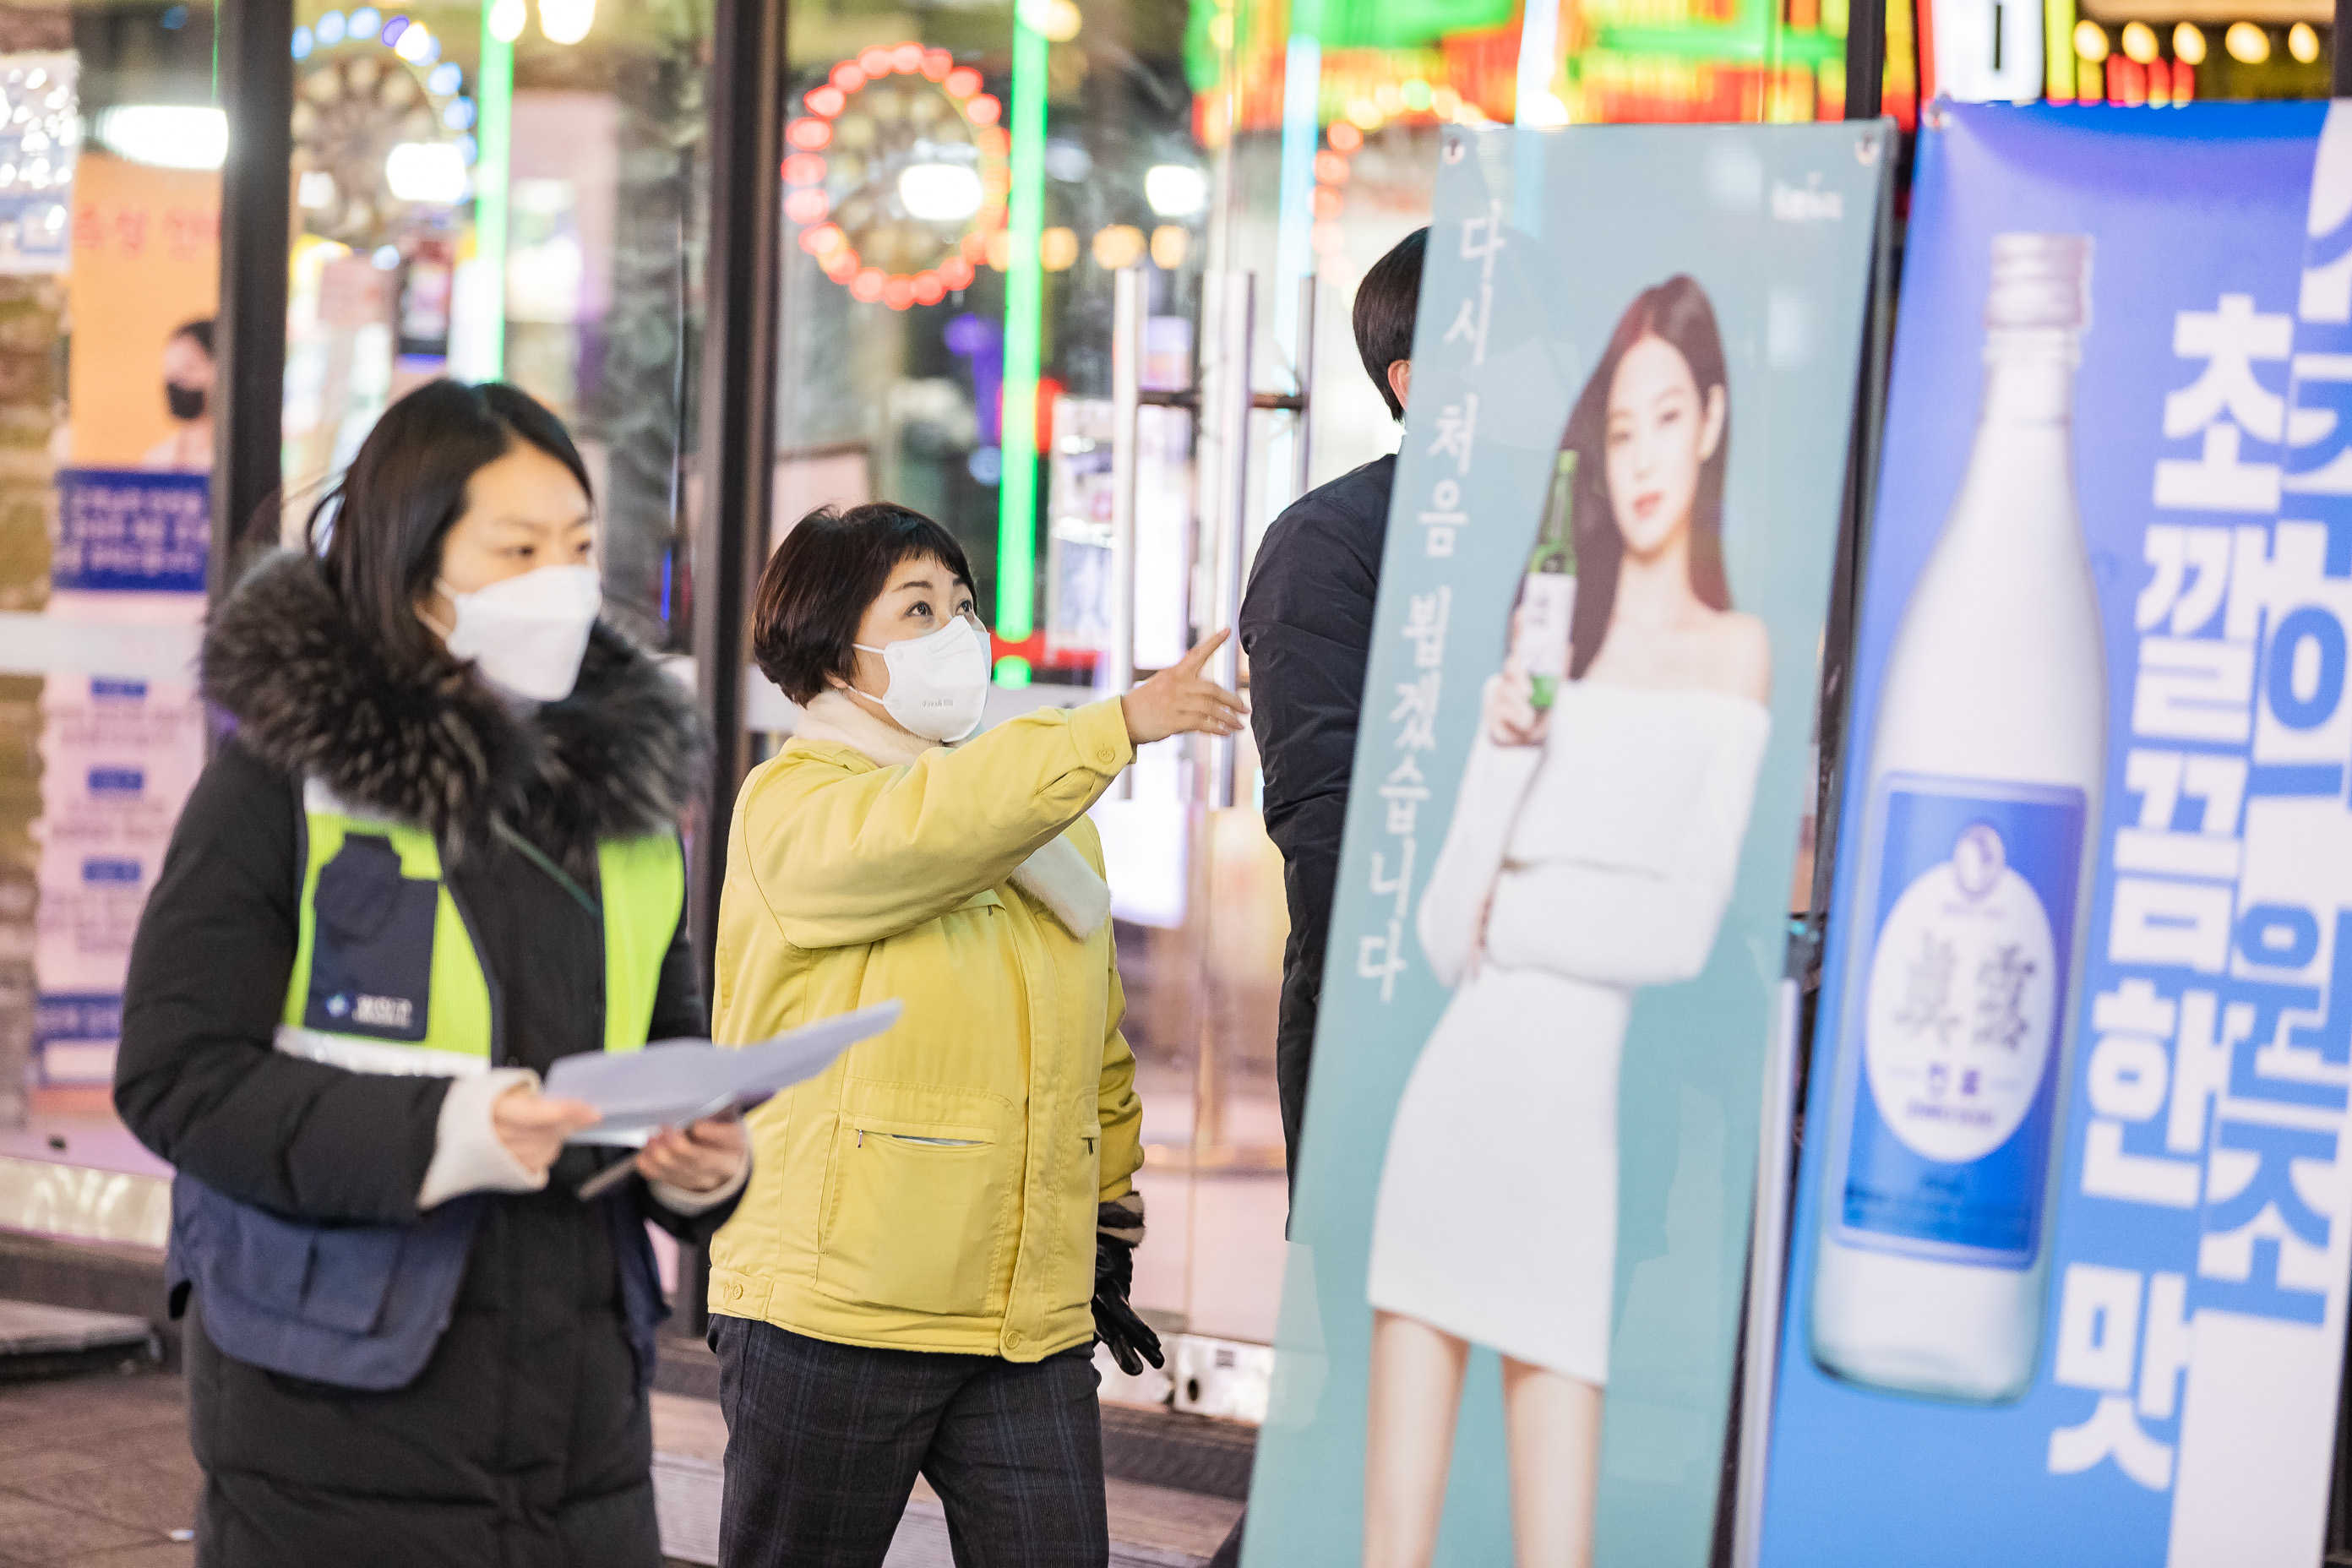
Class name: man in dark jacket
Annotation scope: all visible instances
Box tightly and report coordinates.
[1203,228,1425,1568]
[1239,228,1426,1198]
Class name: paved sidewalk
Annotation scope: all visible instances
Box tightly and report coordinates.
[0,1369,1241,1567]
[0,1371,195,1567]
[0,1372,712,1567]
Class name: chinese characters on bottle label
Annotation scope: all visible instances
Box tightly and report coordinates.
[1842,779,2085,1265]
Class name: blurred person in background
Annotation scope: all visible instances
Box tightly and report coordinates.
[706,502,1245,1568]
[115,379,748,1567]
[141,317,215,471]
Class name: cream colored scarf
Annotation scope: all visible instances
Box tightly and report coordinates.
[795,688,1113,940]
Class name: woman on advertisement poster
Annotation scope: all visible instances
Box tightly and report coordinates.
[1362,275,1772,1568]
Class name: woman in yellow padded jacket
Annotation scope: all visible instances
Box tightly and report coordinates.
[707,502,1245,1568]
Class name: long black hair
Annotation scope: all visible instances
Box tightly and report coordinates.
[308,379,594,672]
[1555,275,1731,678]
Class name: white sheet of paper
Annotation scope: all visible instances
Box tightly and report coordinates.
[548,1000,901,1145]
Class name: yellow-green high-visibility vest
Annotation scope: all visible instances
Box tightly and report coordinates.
[276,781,685,1075]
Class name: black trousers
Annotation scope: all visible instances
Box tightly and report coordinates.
[711,1315,1108,1568]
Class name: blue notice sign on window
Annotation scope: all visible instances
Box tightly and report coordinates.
[34,992,122,1046]
[54,467,210,593]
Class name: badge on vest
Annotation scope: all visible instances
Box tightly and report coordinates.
[324,992,416,1031]
[305,835,436,1043]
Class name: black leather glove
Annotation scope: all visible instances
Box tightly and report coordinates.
[1092,1197,1163,1375]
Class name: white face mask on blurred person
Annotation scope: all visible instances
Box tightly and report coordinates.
[435,564,602,701]
[853,615,990,743]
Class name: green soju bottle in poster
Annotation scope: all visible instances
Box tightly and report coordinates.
[1517,449,1579,709]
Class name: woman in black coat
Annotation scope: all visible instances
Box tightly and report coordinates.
[115,381,747,1568]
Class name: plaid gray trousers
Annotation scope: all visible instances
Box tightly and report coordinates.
[711,1315,1108,1568]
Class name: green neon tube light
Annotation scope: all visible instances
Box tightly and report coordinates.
[994,6,1048,663]
[474,18,514,379]
[1589,21,1843,62]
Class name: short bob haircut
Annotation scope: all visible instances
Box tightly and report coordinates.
[753,503,976,704]
[307,379,594,673]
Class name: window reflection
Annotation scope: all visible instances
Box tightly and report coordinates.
[283,0,707,640]
[0,3,219,1138]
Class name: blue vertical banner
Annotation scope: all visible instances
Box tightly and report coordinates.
[1243,121,1889,1567]
[1763,101,2352,1568]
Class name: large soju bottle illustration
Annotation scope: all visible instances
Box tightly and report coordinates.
[1808,233,2104,1403]
[1516,450,1579,709]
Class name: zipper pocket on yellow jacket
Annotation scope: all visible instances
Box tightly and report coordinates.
[816,1123,1010,1318]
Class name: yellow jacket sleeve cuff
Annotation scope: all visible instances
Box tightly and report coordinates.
[1069,698,1135,776]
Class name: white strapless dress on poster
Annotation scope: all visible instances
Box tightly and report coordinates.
[1365,679,1770,1385]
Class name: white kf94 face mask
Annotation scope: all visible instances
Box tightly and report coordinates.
[854,616,990,743]
[436,564,602,702]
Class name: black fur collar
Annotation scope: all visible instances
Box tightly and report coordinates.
[204,552,704,868]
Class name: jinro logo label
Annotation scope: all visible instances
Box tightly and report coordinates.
[1952,822,2004,898]
[1861,819,2057,1165]
[1772,176,1844,223]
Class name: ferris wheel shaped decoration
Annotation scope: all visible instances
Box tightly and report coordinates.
[291,14,475,253]
[784,41,1010,311]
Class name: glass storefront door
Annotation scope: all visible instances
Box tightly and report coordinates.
[280,0,710,647]
[761,0,1304,1375]
[0,0,719,1257]
[0,0,220,1147]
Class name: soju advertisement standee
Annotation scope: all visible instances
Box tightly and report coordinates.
[1762,101,2352,1568]
[1244,120,1889,1568]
